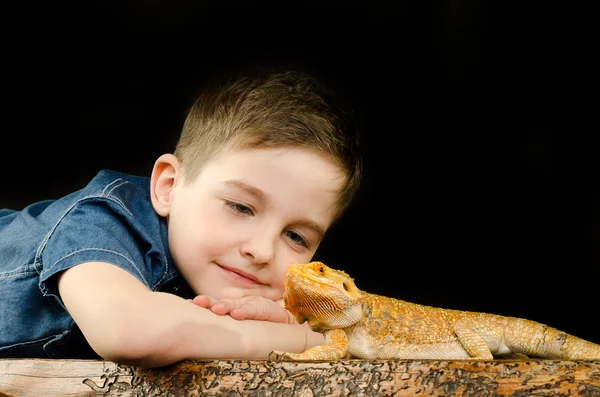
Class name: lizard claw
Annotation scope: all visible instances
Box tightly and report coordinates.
[268,350,294,361]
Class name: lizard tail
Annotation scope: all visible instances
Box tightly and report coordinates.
[505,318,600,360]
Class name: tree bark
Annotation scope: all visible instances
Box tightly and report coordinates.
[1,358,599,396]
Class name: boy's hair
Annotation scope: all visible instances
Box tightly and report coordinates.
[174,70,362,220]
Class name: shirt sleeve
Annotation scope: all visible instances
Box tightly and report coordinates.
[38,196,162,304]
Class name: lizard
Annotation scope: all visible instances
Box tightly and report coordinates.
[268,261,600,361]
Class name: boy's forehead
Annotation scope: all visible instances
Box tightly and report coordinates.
[198,147,345,219]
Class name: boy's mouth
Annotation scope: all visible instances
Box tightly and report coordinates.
[217,264,263,285]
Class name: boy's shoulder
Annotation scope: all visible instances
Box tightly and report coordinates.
[52,169,152,213]
[1,170,156,263]
[50,169,155,228]
[83,170,150,198]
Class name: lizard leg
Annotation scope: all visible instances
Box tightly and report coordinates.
[269,329,348,361]
[453,319,494,360]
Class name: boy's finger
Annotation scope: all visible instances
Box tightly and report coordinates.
[210,302,233,315]
[191,295,217,308]
[231,301,294,324]
[229,307,251,320]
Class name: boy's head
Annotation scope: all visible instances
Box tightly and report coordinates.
[151,70,362,300]
[173,70,362,221]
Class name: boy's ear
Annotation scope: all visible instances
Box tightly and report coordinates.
[150,153,181,217]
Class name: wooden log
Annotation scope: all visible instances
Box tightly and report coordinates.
[1,358,599,396]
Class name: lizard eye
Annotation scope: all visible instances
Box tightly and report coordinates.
[319,266,324,273]
[342,282,349,291]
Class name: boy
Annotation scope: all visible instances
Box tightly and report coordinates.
[0,70,362,368]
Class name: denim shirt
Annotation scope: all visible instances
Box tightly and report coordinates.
[0,170,194,359]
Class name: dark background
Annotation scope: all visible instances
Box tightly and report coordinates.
[2,2,598,344]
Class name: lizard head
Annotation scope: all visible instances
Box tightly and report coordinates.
[282,261,364,332]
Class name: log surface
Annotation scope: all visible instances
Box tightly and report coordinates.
[1,358,599,396]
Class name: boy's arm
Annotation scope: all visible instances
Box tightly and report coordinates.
[192,295,296,323]
[191,294,325,351]
[57,261,320,368]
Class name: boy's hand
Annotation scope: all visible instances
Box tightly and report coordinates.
[192,295,296,324]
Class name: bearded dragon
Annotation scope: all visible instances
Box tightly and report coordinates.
[269,261,600,361]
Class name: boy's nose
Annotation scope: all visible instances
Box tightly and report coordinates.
[240,233,275,265]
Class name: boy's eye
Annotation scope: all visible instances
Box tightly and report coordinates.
[226,201,254,215]
[285,230,309,248]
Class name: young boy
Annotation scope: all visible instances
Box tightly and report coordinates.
[0,70,362,368]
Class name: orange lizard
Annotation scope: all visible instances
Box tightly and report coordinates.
[269,261,600,361]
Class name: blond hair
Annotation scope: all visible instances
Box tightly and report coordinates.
[174,70,362,220]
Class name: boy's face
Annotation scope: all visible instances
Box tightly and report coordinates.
[153,147,345,301]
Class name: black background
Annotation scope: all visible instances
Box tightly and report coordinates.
[2,2,598,344]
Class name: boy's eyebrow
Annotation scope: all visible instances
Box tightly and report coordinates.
[224,180,270,204]
[223,179,326,239]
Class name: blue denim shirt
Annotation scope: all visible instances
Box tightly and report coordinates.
[0,170,194,359]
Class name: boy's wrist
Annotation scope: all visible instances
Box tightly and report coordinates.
[303,329,308,352]
[304,325,326,350]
